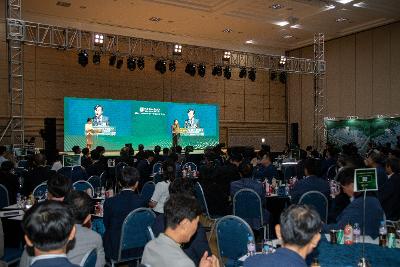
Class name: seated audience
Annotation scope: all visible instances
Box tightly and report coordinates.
[116,146,135,166]
[80,148,92,169]
[103,166,145,260]
[151,178,211,266]
[23,153,55,196]
[47,172,72,201]
[231,163,265,200]
[0,160,19,204]
[290,158,330,204]
[72,146,81,155]
[379,158,400,220]
[324,167,384,238]
[19,191,105,267]
[85,149,107,177]
[253,152,277,182]
[162,147,170,161]
[21,201,79,267]
[149,160,174,214]
[136,151,155,188]
[244,205,322,267]
[154,145,163,163]
[364,149,387,195]
[321,147,337,177]
[135,144,146,162]
[142,194,219,267]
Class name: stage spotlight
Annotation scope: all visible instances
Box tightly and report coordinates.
[92,51,101,65]
[173,44,182,55]
[198,64,206,77]
[94,33,104,45]
[248,68,256,82]
[279,55,287,65]
[279,72,287,84]
[185,63,196,76]
[78,50,88,67]
[127,56,136,71]
[155,59,167,74]
[116,57,123,69]
[109,54,117,66]
[223,51,231,61]
[169,60,176,72]
[239,67,247,78]
[223,66,231,79]
[137,57,145,70]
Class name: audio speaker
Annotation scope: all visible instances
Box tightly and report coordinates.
[290,123,299,146]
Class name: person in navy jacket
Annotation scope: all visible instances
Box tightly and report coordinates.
[22,200,80,267]
[379,158,400,220]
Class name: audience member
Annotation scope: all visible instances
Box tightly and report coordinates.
[80,147,92,169]
[290,158,330,204]
[0,146,7,166]
[85,150,106,177]
[0,160,19,204]
[327,168,351,223]
[379,158,400,220]
[136,150,155,188]
[136,144,146,161]
[116,146,135,166]
[253,152,277,182]
[244,205,321,267]
[321,147,337,176]
[230,163,265,200]
[149,160,174,214]
[103,166,145,260]
[47,173,71,201]
[72,146,81,155]
[324,167,384,238]
[142,194,219,267]
[364,149,388,195]
[23,153,55,196]
[154,145,163,163]
[22,201,79,267]
[162,147,170,161]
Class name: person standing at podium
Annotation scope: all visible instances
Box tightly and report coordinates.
[172,119,180,148]
[85,118,94,149]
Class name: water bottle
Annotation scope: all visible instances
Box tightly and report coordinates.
[262,239,269,254]
[16,193,22,208]
[379,221,387,247]
[247,235,256,256]
[353,223,361,243]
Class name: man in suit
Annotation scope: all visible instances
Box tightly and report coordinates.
[364,149,388,196]
[21,201,80,267]
[290,158,330,204]
[85,149,107,177]
[23,153,56,196]
[379,158,400,220]
[92,104,109,126]
[184,109,200,129]
[230,163,265,200]
[103,167,146,260]
[253,152,278,182]
[0,161,19,204]
[136,151,155,188]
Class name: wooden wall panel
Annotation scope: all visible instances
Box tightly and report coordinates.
[325,38,341,116]
[390,23,400,115]
[339,35,356,116]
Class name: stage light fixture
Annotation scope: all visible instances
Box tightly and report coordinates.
[279,55,287,65]
[223,51,231,61]
[116,57,123,69]
[127,56,136,71]
[92,51,101,65]
[78,49,88,67]
[198,64,206,77]
[169,60,176,72]
[248,68,256,82]
[223,66,231,79]
[174,44,182,55]
[155,59,167,74]
[94,33,104,45]
[137,57,145,70]
[239,67,247,78]
[109,54,117,66]
[185,63,196,76]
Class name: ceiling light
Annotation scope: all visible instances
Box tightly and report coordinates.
[283,35,293,39]
[223,51,231,60]
[92,51,101,65]
[245,40,255,44]
[109,54,116,66]
[127,56,136,71]
[336,0,353,4]
[324,4,336,10]
[275,21,289,27]
[248,68,256,82]
[198,64,206,77]
[169,60,176,72]
[223,66,231,80]
[173,44,182,55]
[116,57,123,69]
[149,17,162,22]
[137,57,145,70]
[336,17,349,22]
[353,2,366,7]
[78,50,88,67]
[290,24,301,29]
[270,4,284,9]
[223,28,233,33]
[239,67,247,78]
[155,59,167,74]
[280,56,287,65]
[185,63,196,76]
[94,33,104,45]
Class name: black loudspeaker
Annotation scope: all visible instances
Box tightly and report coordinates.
[41,118,57,163]
[290,123,299,146]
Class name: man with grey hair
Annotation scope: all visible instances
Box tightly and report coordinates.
[364,149,387,194]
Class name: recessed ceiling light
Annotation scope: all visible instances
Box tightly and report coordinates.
[324,4,336,10]
[223,28,233,33]
[270,4,284,9]
[336,0,354,4]
[353,2,366,7]
[336,17,349,22]
[290,24,301,29]
[275,21,289,27]
[283,35,293,39]
[149,17,162,22]
[245,40,256,44]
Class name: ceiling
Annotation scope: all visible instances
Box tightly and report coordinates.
[21,0,400,55]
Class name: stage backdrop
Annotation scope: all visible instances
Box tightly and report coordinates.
[64,97,219,150]
[325,117,400,153]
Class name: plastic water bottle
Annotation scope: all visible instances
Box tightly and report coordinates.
[247,235,256,256]
[379,221,387,247]
[262,239,269,254]
[16,193,22,207]
[353,223,361,243]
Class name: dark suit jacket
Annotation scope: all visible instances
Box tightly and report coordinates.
[290,175,330,204]
[23,166,55,196]
[103,190,145,260]
[376,166,388,196]
[136,159,152,187]
[81,156,92,169]
[253,164,278,182]
[184,118,200,128]
[0,171,19,204]
[92,115,109,126]
[230,178,265,200]
[325,195,384,239]
[30,257,80,267]
[378,173,400,220]
[85,160,107,178]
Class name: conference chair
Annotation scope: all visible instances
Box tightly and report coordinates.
[326,165,338,180]
[87,175,101,189]
[0,184,9,209]
[73,180,94,197]
[57,166,72,178]
[110,208,156,267]
[152,162,163,174]
[140,181,155,203]
[0,247,23,267]
[233,188,268,240]
[80,248,97,267]
[32,182,48,200]
[298,191,328,223]
[183,162,197,172]
[216,215,255,267]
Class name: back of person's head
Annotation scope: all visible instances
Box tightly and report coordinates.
[162,160,176,182]
[169,178,195,196]
[82,147,89,156]
[0,146,6,155]
[239,163,253,178]
[72,146,81,154]
[1,160,14,172]
[119,166,140,188]
[163,147,169,155]
[154,145,161,154]
[138,144,144,151]
[367,149,383,165]
[386,158,400,174]
[337,167,355,186]
[229,153,243,163]
[33,153,46,166]
[22,200,74,252]
[63,191,93,224]
[47,173,72,200]
[303,158,321,176]
[90,149,100,160]
[120,147,129,157]
[95,146,105,155]
[176,145,182,154]
[279,204,321,247]
[164,194,201,230]
[145,150,155,159]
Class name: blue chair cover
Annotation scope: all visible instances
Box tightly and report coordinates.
[81,248,97,267]
[32,183,48,200]
[194,182,211,218]
[92,218,105,237]
[0,247,23,265]
[233,189,263,229]
[88,176,101,189]
[140,182,155,203]
[73,180,94,196]
[298,191,328,223]
[71,166,87,182]
[57,166,73,178]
